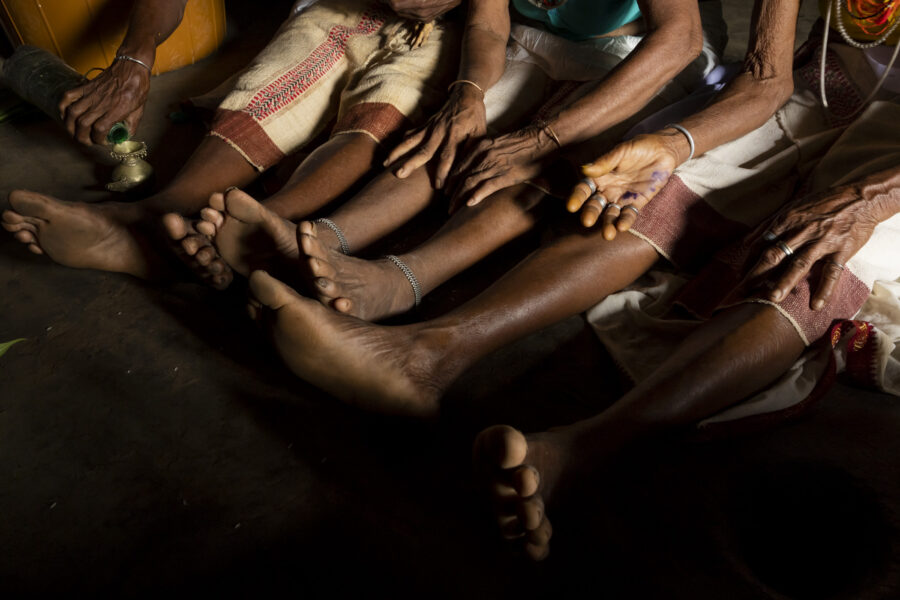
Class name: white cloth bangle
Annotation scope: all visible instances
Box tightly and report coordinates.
[666,123,695,161]
[115,54,152,72]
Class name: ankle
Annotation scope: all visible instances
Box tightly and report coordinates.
[407,323,471,390]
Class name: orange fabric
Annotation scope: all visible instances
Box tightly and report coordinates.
[0,0,226,75]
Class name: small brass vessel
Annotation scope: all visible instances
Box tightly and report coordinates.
[107,140,153,192]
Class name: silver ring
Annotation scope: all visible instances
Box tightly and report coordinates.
[829,260,845,271]
[775,240,794,257]
[762,230,778,242]
[606,202,621,213]
[623,205,640,216]
[588,192,607,210]
[581,178,597,195]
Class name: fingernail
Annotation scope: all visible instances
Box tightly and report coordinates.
[770,290,782,301]
[435,178,443,189]
[812,299,825,311]
[397,168,407,177]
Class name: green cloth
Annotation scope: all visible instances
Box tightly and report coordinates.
[511,0,642,41]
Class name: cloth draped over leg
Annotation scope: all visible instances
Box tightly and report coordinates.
[209,0,462,171]
[587,40,900,430]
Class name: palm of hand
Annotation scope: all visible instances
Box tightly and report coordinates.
[568,135,678,235]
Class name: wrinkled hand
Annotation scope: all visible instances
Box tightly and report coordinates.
[385,85,486,188]
[384,0,460,21]
[58,58,150,146]
[741,186,885,310]
[566,133,677,240]
[448,125,557,211]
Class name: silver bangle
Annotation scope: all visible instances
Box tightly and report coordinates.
[666,123,695,161]
[115,54,152,72]
[313,218,351,255]
[385,255,422,307]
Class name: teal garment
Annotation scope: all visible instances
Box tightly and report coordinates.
[511,0,642,41]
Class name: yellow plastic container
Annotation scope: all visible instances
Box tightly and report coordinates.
[0,0,226,76]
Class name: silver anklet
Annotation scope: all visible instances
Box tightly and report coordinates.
[313,218,350,255]
[385,255,422,307]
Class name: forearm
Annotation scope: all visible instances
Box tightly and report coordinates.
[117,0,189,68]
[546,0,703,147]
[456,2,510,92]
[655,0,800,163]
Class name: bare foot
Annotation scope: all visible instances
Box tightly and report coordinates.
[473,425,564,561]
[2,190,164,279]
[298,221,417,321]
[160,211,233,290]
[202,188,300,277]
[247,269,446,417]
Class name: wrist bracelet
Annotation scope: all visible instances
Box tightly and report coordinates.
[115,54,152,73]
[535,120,562,149]
[665,123,695,161]
[448,79,484,95]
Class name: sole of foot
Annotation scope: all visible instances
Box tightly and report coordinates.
[2,189,157,279]
[247,269,443,417]
[161,211,233,290]
[203,188,300,279]
[474,425,556,561]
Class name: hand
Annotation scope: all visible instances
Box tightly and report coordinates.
[58,58,151,146]
[383,0,460,21]
[566,133,678,240]
[448,125,558,211]
[384,84,486,189]
[741,186,886,310]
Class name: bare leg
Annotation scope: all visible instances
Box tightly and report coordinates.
[3,136,257,282]
[474,303,806,559]
[301,182,547,320]
[168,132,382,284]
[246,227,658,414]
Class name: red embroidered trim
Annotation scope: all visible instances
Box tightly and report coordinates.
[244,10,385,121]
[829,319,881,389]
[333,101,410,143]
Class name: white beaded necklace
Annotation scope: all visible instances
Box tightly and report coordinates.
[819,0,900,116]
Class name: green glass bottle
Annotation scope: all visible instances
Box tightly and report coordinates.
[106,122,130,145]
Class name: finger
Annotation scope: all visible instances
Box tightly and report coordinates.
[601,204,622,241]
[466,173,515,207]
[768,246,819,303]
[615,204,641,232]
[434,138,458,189]
[385,129,427,167]
[123,106,144,140]
[75,108,105,146]
[58,87,84,119]
[580,194,607,228]
[745,237,795,283]
[449,140,491,183]
[567,181,595,213]
[395,135,443,179]
[811,254,847,311]
[455,170,490,206]
[63,97,93,139]
[581,146,626,178]
[92,112,120,145]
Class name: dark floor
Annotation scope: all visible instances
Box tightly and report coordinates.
[1,1,899,598]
